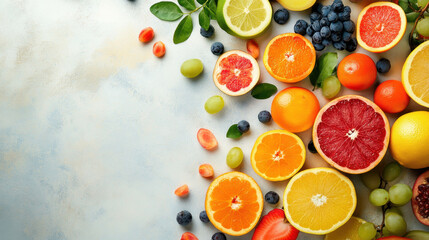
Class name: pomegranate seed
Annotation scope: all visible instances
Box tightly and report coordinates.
[246,39,260,59]
[153,41,166,58]
[139,27,154,43]
[174,184,189,197]
[181,232,198,240]
[197,128,218,150]
[199,164,214,178]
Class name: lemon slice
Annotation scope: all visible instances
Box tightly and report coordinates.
[216,0,272,39]
[276,0,316,11]
[324,217,366,240]
[402,40,429,108]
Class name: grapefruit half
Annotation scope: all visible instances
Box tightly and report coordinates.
[313,95,390,174]
[356,2,406,53]
[213,50,260,96]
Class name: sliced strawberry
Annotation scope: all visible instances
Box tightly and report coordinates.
[174,184,189,197]
[252,208,299,240]
[197,128,218,150]
[181,232,198,240]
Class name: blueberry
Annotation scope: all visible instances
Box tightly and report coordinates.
[211,42,224,56]
[237,120,250,133]
[199,210,210,223]
[312,32,322,44]
[346,38,358,52]
[320,17,329,27]
[314,43,325,51]
[308,140,318,154]
[342,32,352,42]
[376,58,391,74]
[200,25,214,38]
[322,38,332,47]
[212,232,227,240]
[333,41,346,50]
[311,20,321,32]
[310,12,322,23]
[312,2,324,14]
[294,19,308,35]
[306,26,315,36]
[330,21,343,32]
[265,191,280,204]
[320,26,331,38]
[332,0,344,12]
[321,6,331,17]
[177,210,192,226]
[331,32,342,42]
[343,6,351,14]
[327,11,338,22]
[274,8,289,25]
[343,20,355,33]
[339,11,350,21]
[258,110,272,123]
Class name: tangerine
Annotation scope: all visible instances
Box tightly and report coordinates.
[374,80,410,114]
[337,53,377,91]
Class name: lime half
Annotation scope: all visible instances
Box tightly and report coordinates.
[217,0,272,39]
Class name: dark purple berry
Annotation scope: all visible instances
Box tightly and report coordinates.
[376,58,391,74]
[265,191,280,204]
[294,20,308,35]
[274,8,290,25]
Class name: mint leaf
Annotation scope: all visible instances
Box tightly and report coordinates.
[173,15,193,44]
[178,0,196,11]
[309,52,338,89]
[226,124,242,139]
[199,9,210,30]
[150,2,183,21]
[251,83,278,99]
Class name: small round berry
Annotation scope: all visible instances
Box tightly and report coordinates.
[321,6,331,17]
[376,58,391,74]
[237,120,250,133]
[320,26,331,38]
[332,0,344,12]
[343,6,351,14]
[199,210,210,223]
[310,12,322,22]
[333,41,346,51]
[265,191,280,204]
[311,20,321,32]
[342,31,352,42]
[339,11,350,21]
[312,2,324,14]
[294,20,308,35]
[314,43,326,51]
[331,32,342,42]
[320,17,329,27]
[343,20,355,33]
[211,42,224,56]
[273,8,290,24]
[330,21,343,32]
[306,26,315,36]
[176,210,192,226]
[200,25,214,38]
[312,32,322,44]
[258,110,272,123]
[212,232,227,240]
[346,38,358,52]
[308,140,318,153]
[327,11,338,22]
[322,38,332,47]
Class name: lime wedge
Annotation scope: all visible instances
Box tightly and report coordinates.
[217,0,272,39]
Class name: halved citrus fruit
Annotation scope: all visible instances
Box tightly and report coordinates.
[205,171,263,236]
[216,0,272,39]
[263,33,316,83]
[284,167,357,235]
[313,95,390,174]
[402,40,429,108]
[356,2,406,53]
[213,50,260,96]
[250,130,306,181]
[276,0,316,11]
[324,216,366,240]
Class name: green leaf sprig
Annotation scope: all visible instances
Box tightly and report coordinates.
[226,124,242,139]
[309,52,338,89]
[150,0,217,44]
[251,83,278,99]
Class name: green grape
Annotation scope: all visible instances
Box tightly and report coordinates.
[360,171,381,190]
[226,147,243,168]
[385,212,407,236]
[417,18,429,38]
[382,162,402,181]
[386,207,402,216]
[180,59,204,78]
[322,76,341,99]
[389,183,412,206]
[205,95,224,114]
[417,0,429,7]
[358,222,377,240]
[369,188,390,206]
[382,226,393,237]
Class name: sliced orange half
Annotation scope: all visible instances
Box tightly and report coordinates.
[205,171,263,236]
[251,130,305,181]
[263,33,316,83]
[284,168,357,235]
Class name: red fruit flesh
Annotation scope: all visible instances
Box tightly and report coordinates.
[247,39,260,59]
[153,41,165,58]
[376,237,412,240]
[199,164,214,178]
[174,184,189,197]
[139,27,154,43]
[218,54,253,92]
[412,170,429,226]
[197,128,218,150]
[181,232,198,240]
[252,208,299,240]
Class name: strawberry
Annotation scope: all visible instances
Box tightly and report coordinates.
[181,232,198,240]
[252,208,299,240]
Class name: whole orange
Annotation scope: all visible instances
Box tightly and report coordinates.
[374,80,410,113]
[271,87,320,133]
[337,53,377,91]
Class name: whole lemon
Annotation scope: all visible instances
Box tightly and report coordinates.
[390,111,429,169]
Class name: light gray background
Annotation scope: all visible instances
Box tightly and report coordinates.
[0,0,427,239]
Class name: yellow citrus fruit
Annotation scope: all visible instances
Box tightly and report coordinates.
[205,171,263,236]
[251,130,305,181]
[283,168,357,235]
[402,40,429,108]
[390,111,429,169]
[324,216,367,240]
[276,0,316,11]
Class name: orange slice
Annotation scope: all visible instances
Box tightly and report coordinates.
[205,172,263,236]
[251,130,305,181]
[263,33,316,83]
[283,168,357,235]
[324,216,367,240]
[356,2,406,53]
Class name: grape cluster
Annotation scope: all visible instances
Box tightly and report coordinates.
[294,0,357,52]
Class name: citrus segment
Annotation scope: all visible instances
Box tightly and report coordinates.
[284,168,357,235]
[402,40,429,108]
[356,2,406,53]
[313,95,390,174]
[251,130,305,181]
[263,33,316,83]
[324,217,366,240]
[205,172,263,236]
[276,0,316,11]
